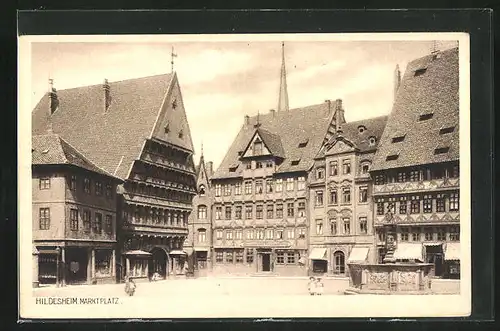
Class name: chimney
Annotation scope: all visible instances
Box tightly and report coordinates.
[103,78,111,111]
[48,79,59,115]
[325,99,332,116]
[206,161,214,177]
[334,99,346,133]
[244,115,250,125]
[270,109,276,117]
[393,65,401,101]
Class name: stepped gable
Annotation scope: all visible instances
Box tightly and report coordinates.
[371,47,459,171]
[317,115,389,158]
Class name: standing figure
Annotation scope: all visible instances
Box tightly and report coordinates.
[124,276,136,296]
[316,278,324,296]
[308,276,316,295]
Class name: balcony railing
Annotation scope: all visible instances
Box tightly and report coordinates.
[141,152,195,175]
[373,177,459,196]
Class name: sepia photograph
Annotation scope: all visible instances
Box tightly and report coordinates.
[18,33,471,319]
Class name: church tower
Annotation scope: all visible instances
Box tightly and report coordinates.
[277,42,290,112]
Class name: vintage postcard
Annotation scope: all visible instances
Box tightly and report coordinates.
[18,32,471,319]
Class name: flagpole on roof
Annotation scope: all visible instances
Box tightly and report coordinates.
[171,46,178,73]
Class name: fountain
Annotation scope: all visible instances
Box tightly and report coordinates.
[345,211,433,295]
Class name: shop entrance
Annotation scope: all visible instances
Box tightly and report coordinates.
[150,247,168,278]
[66,248,88,284]
[425,245,444,277]
[261,253,271,272]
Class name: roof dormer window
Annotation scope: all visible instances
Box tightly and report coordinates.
[291,159,300,166]
[439,126,455,135]
[434,147,450,155]
[368,136,376,146]
[392,134,406,143]
[358,125,367,134]
[419,113,434,121]
[386,153,399,161]
[414,68,427,76]
[298,138,309,148]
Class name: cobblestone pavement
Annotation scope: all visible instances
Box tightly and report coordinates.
[33,277,349,297]
[32,277,459,298]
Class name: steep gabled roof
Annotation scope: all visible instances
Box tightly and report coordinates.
[317,115,388,158]
[372,47,459,171]
[212,102,334,179]
[32,73,183,179]
[32,134,121,180]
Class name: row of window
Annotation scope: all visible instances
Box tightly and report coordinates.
[127,181,192,204]
[214,228,306,240]
[213,249,301,264]
[39,207,113,234]
[314,186,368,206]
[315,159,369,180]
[315,217,368,235]
[39,176,114,198]
[205,201,307,220]
[123,207,189,226]
[244,160,274,170]
[214,177,306,197]
[376,226,460,242]
[376,193,459,215]
[374,165,459,185]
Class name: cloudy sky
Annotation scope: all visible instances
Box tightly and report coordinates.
[29,37,458,169]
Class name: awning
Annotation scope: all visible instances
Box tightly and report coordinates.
[123,250,152,256]
[194,247,209,252]
[308,248,327,260]
[38,249,60,255]
[183,247,195,255]
[169,250,186,255]
[423,242,443,247]
[393,243,423,261]
[444,243,460,261]
[347,247,369,263]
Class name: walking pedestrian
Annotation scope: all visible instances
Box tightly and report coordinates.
[316,278,324,296]
[308,276,316,295]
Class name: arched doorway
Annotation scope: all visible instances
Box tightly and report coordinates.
[150,247,169,279]
[333,251,345,275]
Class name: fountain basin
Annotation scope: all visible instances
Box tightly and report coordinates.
[345,263,434,295]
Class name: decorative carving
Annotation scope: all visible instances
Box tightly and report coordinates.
[399,271,417,285]
[368,272,388,284]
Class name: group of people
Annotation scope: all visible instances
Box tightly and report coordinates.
[307,276,324,295]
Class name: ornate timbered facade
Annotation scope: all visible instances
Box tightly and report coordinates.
[32,73,197,282]
[370,47,460,279]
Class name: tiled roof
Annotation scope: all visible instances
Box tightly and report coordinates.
[317,115,388,158]
[212,103,334,179]
[371,47,459,171]
[32,73,176,180]
[32,134,120,180]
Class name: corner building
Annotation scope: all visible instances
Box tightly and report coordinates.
[308,104,388,276]
[32,73,197,282]
[370,47,460,279]
[32,134,122,286]
[211,103,339,276]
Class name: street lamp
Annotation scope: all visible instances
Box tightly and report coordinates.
[55,246,61,287]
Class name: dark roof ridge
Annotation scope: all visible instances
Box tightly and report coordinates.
[48,72,174,93]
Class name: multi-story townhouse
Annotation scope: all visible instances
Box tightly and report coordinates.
[32,73,197,282]
[32,134,122,286]
[308,100,388,276]
[370,47,460,279]
[210,102,340,276]
[187,153,215,274]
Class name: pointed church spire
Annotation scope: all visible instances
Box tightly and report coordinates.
[277,41,289,112]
